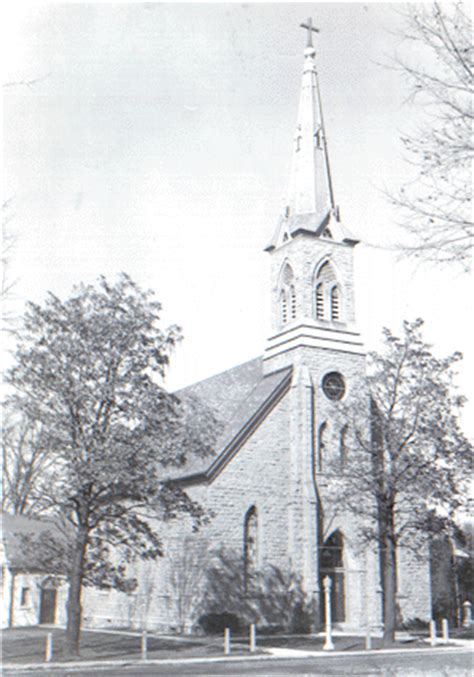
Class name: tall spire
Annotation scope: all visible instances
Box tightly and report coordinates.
[266,20,357,250]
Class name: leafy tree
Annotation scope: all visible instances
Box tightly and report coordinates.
[328,320,472,644]
[6,274,217,655]
[389,2,473,269]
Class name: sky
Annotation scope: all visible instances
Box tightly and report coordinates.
[2,2,473,434]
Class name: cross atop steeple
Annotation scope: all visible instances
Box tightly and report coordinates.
[299,17,319,48]
[265,19,359,252]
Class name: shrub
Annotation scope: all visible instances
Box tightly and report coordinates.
[198,612,242,635]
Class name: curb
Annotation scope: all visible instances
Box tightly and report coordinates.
[3,643,472,673]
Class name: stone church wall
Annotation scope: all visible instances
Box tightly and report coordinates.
[196,393,292,572]
[396,544,432,624]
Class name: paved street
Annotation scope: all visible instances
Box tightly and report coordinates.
[5,647,473,676]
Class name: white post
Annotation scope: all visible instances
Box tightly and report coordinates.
[224,627,231,655]
[462,601,472,628]
[141,630,148,660]
[441,618,449,644]
[45,632,53,662]
[429,620,437,647]
[365,627,372,650]
[249,623,256,653]
[323,576,335,651]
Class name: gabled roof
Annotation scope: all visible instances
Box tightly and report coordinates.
[174,358,292,484]
[1,512,64,573]
[266,209,359,251]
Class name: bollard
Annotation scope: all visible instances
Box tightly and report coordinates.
[462,601,472,628]
[141,630,148,660]
[45,632,53,662]
[224,627,231,655]
[365,627,372,650]
[429,620,437,647]
[441,618,449,644]
[323,576,335,651]
[249,623,256,653]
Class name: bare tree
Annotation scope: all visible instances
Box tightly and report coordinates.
[2,412,55,515]
[1,199,18,328]
[389,2,473,269]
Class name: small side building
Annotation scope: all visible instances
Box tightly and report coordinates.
[1,512,68,628]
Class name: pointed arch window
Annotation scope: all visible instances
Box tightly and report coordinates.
[280,289,288,325]
[290,285,297,320]
[331,286,340,321]
[278,263,296,326]
[244,506,258,591]
[316,283,324,319]
[317,422,327,473]
[314,261,342,322]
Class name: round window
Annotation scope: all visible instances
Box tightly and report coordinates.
[322,372,346,401]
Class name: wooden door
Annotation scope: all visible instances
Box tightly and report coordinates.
[39,588,57,624]
[320,530,345,623]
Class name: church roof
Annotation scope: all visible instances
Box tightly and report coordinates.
[174,358,292,483]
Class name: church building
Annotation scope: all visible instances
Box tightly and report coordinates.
[14,20,432,634]
[154,21,433,632]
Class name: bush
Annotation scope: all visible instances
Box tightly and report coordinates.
[198,612,242,635]
[399,617,430,632]
[289,601,312,634]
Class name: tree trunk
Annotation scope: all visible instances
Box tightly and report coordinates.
[65,525,88,656]
[382,532,397,645]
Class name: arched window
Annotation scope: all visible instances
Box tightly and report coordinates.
[317,422,327,472]
[280,289,288,324]
[339,425,348,467]
[290,285,296,320]
[331,286,340,321]
[244,506,258,590]
[316,283,324,319]
[278,263,296,326]
[314,261,342,322]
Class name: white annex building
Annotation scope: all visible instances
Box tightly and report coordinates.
[2,21,433,633]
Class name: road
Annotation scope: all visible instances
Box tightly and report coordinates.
[5,647,473,676]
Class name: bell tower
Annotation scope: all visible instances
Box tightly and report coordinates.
[263,19,364,375]
[263,21,368,627]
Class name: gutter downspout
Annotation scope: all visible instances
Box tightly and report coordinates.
[9,571,16,627]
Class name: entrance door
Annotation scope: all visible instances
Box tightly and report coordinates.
[39,588,57,624]
[320,530,345,623]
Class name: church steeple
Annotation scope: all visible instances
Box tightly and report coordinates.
[263,20,364,374]
[266,20,357,251]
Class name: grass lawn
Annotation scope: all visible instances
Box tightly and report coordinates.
[3,626,471,665]
[257,633,437,652]
[2,627,259,664]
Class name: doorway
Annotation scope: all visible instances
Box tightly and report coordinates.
[39,585,57,624]
[320,530,345,623]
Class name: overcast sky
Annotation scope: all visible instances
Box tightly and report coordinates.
[2,2,473,433]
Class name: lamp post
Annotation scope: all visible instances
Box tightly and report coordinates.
[323,576,335,651]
